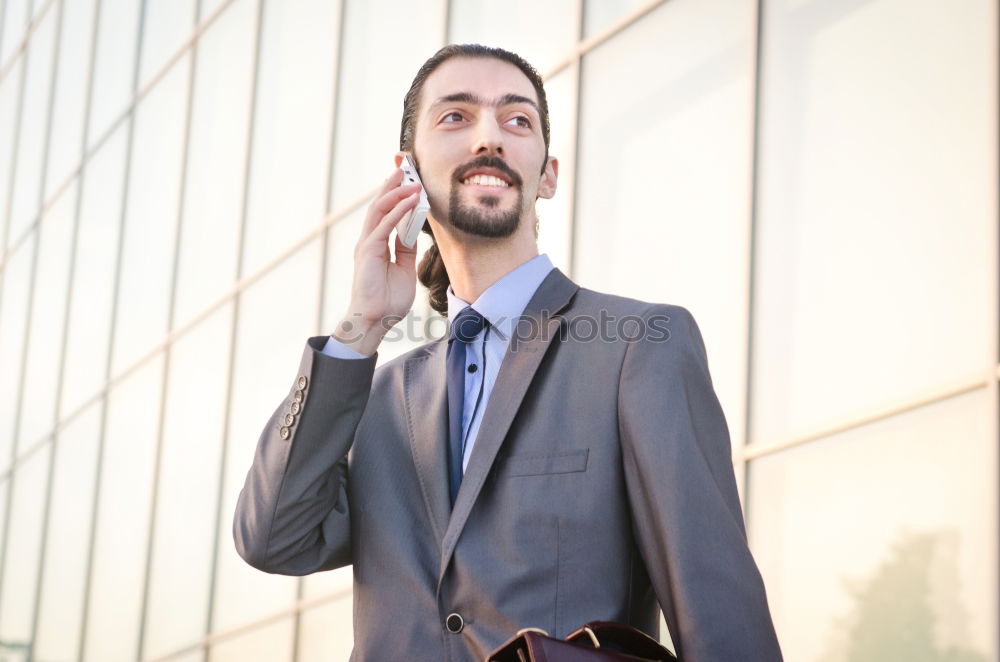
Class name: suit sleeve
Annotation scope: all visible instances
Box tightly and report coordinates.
[233,335,378,575]
[618,305,783,662]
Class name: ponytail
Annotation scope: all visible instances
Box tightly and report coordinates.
[417,225,450,317]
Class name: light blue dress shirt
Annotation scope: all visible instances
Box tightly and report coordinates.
[321,253,555,472]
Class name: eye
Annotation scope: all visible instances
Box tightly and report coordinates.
[441,111,465,123]
[506,115,531,129]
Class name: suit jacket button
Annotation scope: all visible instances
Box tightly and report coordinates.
[297,375,308,390]
[290,401,301,415]
[284,413,294,426]
[293,389,304,403]
[279,426,290,440]
[445,613,464,634]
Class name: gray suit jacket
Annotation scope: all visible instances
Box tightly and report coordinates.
[233,267,783,662]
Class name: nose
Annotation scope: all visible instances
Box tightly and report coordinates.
[472,116,504,157]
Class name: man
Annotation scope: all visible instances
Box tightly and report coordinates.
[233,44,783,662]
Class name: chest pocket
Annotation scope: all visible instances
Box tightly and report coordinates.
[499,448,589,477]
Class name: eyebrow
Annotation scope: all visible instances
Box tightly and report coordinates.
[429,92,540,116]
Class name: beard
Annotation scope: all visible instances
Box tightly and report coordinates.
[446,155,526,239]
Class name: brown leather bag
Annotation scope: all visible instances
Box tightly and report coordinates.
[485,621,677,662]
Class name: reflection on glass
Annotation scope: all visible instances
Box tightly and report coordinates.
[137,0,195,90]
[448,0,577,75]
[328,0,444,212]
[0,235,36,473]
[7,9,55,243]
[44,0,98,199]
[574,0,755,448]
[297,598,353,662]
[750,0,995,444]
[143,304,233,660]
[111,55,189,376]
[86,0,141,148]
[210,617,293,662]
[0,446,51,644]
[59,124,128,418]
[83,356,164,662]
[240,0,340,278]
[17,183,76,455]
[33,404,102,662]
[214,241,321,631]
[172,0,255,329]
[748,388,997,662]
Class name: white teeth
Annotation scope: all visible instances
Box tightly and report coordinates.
[463,174,509,187]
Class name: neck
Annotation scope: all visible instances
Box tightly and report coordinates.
[430,215,539,304]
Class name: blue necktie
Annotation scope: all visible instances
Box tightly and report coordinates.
[446,306,487,506]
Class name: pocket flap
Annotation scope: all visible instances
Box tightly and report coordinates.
[501,449,589,477]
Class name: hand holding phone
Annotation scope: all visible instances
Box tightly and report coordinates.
[396,155,430,248]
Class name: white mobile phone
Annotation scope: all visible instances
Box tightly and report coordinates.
[397,155,431,248]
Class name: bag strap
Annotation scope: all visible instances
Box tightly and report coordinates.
[566,621,676,661]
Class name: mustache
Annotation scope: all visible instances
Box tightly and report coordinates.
[452,155,523,188]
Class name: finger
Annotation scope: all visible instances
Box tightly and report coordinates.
[361,172,418,236]
[366,192,420,247]
[393,227,419,271]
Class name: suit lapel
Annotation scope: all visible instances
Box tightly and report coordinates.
[438,268,580,580]
[404,337,451,545]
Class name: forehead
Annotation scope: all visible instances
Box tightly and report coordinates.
[420,57,539,112]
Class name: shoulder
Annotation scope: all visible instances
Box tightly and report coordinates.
[568,286,700,340]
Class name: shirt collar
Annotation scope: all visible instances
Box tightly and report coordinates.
[446,253,555,342]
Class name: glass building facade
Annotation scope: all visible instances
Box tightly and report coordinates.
[0,0,996,660]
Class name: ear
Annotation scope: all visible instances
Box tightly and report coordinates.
[536,156,558,200]
[394,152,407,169]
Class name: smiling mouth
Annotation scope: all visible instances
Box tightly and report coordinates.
[462,174,511,188]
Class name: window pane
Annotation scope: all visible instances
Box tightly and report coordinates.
[574,0,756,448]
[0,235,36,473]
[143,304,233,660]
[214,242,321,631]
[173,0,255,328]
[297,597,353,662]
[137,0,196,90]
[448,0,577,75]
[239,0,340,278]
[583,0,650,38]
[60,123,128,417]
[45,0,98,199]
[111,55,188,376]
[210,618,293,662]
[7,8,55,243]
[83,356,164,662]
[0,59,25,247]
[0,446,51,645]
[0,0,29,64]
[535,69,573,273]
[328,0,444,212]
[34,403,102,662]
[17,182,76,455]
[750,0,996,444]
[86,0,141,148]
[748,388,997,662]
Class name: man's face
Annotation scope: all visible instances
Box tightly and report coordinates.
[410,57,556,239]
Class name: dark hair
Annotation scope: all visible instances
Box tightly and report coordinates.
[400,44,550,317]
